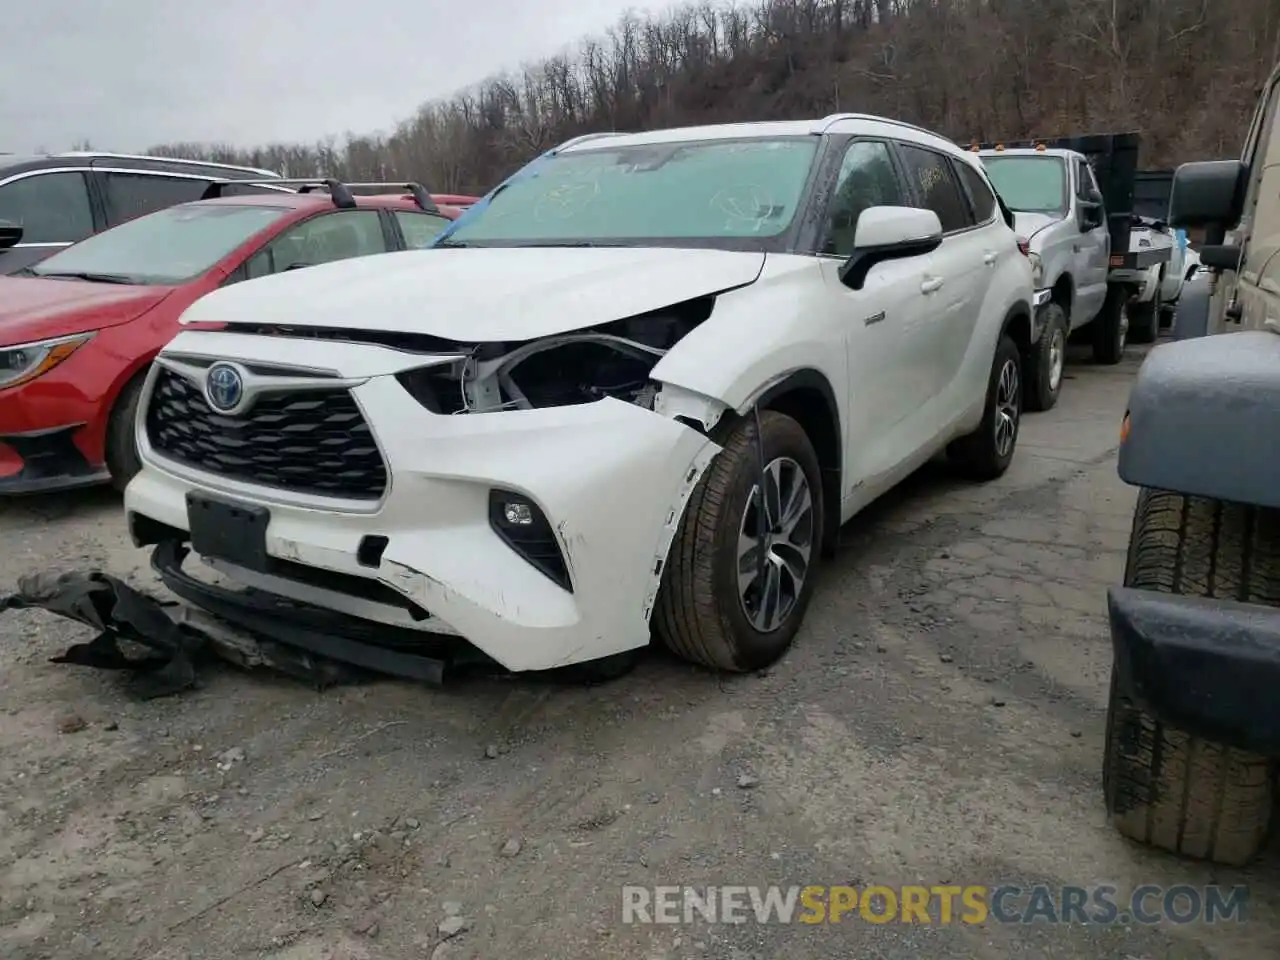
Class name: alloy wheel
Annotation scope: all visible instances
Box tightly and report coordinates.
[737,457,814,632]
[994,359,1020,458]
[1048,328,1065,392]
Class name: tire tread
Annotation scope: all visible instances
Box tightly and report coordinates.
[655,413,818,671]
[1104,488,1276,865]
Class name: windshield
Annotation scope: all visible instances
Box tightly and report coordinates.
[31,203,290,285]
[982,156,1068,216]
[444,137,819,248]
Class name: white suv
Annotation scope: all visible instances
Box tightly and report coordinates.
[125,115,1035,678]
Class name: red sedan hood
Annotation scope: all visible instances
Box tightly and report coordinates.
[0,276,174,346]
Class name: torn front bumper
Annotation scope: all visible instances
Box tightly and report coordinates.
[1108,586,1280,755]
[126,336,721,672]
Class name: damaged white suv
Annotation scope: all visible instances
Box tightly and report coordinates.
[125,115,1034,679]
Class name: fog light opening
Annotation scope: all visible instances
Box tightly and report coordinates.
[487,489,573,592]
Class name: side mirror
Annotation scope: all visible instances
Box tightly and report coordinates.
[839,206,943,290]
[0,220,23,250]
[1078,201,1104,231]
[1198,244,1241,271]
[1168,160,1247,233]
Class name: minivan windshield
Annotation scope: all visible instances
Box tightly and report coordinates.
[442,137,819,249]
[982,156,1069,216]
[30,203,290,285]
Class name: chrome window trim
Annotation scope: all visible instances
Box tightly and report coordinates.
[0,166,295,245]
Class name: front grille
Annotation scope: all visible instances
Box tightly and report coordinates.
[145,367,387,500]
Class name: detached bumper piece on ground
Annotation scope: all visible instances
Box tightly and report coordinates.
[0,541,512,698]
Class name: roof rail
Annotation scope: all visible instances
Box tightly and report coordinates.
[553,131,630,152]
[200,178,441,212]
[816,113,944,140]
[54,151,281,178]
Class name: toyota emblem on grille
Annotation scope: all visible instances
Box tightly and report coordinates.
[205,363,245,413]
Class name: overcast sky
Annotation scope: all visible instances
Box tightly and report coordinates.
[3,0,654,153]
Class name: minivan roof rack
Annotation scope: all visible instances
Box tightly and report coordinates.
[200,178,440,213]
[54,151,281,178]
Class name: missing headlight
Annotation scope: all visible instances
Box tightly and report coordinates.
[396,295,715,415]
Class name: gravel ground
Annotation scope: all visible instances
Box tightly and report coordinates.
[1,345,1277,960]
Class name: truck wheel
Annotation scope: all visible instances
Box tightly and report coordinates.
[1128,286,1161,344]
[947,334,1021,480]
[654,410,823,672]
[1103,489,1276,865]
[1091,286,1129,365]
[1025,302,1066,412]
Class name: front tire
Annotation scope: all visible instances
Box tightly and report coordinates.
[1025,302,1067,412]
[106,372,146,493]
[1103,489,1276,865]
[947,334,1021,481]
[654,411,823,672]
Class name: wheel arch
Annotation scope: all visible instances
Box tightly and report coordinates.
[1000,298,1034,356]
[1119,331,1280,509]
[1050,272,1074,313]
[721,369,843,559]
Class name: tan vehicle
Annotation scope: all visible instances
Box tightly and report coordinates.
[1101,61,1280,866]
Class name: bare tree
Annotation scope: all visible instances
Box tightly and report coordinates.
[142,0,1277,192]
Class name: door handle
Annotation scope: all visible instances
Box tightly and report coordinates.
[983,252,998,266]
[920,277,945,294]
[1072,243,1081,253]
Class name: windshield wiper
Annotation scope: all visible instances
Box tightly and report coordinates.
[433,239,469,248]
[32,271,137,284]
[512,241,625,248]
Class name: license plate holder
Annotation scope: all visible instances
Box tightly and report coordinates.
[186,493,270,572]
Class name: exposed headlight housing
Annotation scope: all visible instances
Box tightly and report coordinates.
[1027,252,1044,287]
[0,332,95,390]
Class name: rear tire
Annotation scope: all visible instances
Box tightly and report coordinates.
[105,371,147,493]
[1091,285,1129,364]
[947,334,1021,480]
[1128,283,1161,344]
[1103,489,1276,865]
[1025,302,1067,412]
[654,411,823,672]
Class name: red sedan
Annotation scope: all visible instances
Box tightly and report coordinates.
[0,180,475,494]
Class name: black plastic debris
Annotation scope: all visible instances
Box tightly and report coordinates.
[2,571,202,698]
[1,569,359,699]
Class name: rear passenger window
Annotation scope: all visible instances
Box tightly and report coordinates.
[897,145,973,233]
[104,173,208,223]
[244,210,388,278]
[395,211,452,249]
[954,160,997,223]
[0,172,95,243]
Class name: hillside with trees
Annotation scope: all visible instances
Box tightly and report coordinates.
[151,0,1279,194]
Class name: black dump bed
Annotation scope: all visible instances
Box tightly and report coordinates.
[970,132,1169,271]
[1133,169,1174,222]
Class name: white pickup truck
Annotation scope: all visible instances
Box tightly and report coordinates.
[975,135,1173,410]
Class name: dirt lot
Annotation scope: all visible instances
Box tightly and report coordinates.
[1,346,1278,960]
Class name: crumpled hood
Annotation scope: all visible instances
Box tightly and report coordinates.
[1013,211,1063,241]
[180,246,768,341]
[0,276,173,346]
